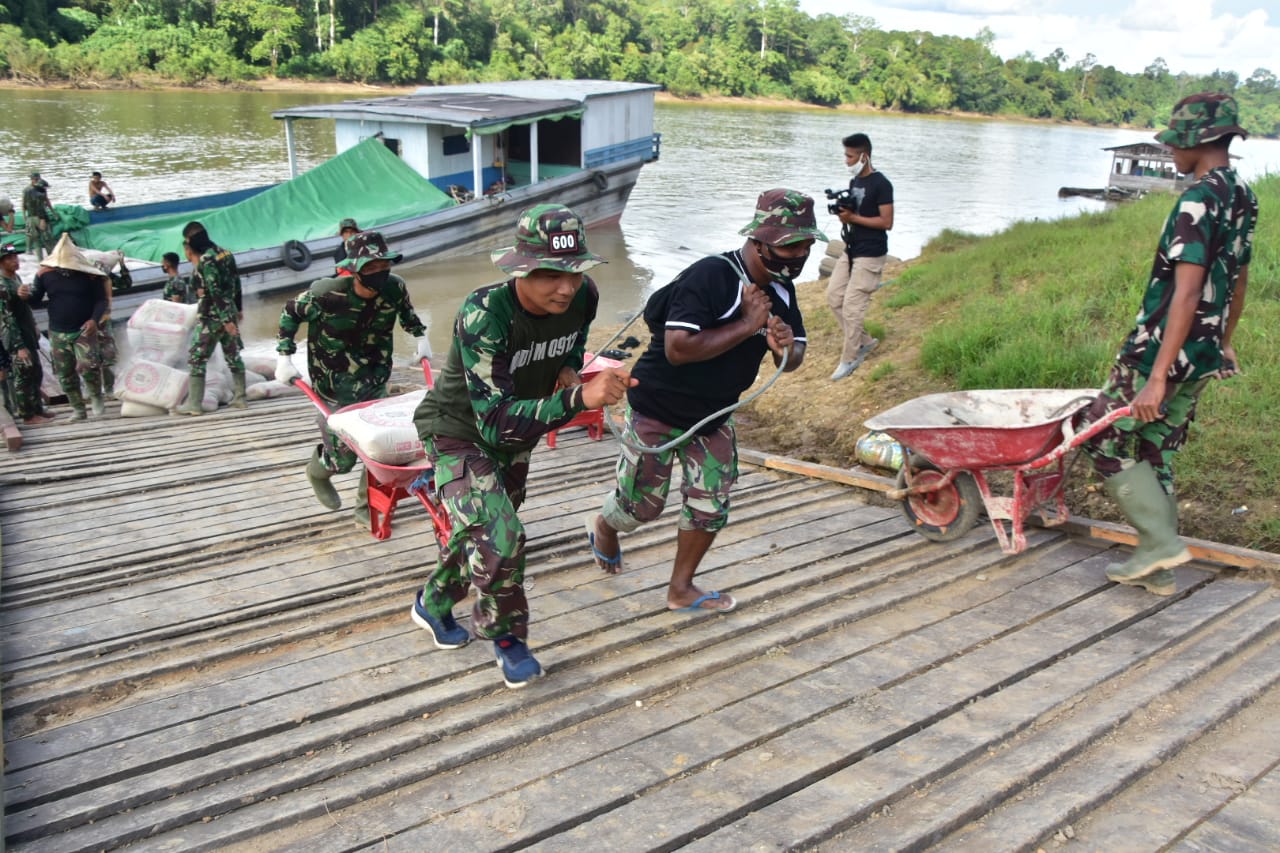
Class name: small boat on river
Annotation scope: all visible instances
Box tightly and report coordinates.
[1057,141,1192,203]
[73,79,661,316]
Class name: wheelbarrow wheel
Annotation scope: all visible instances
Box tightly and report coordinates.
[896,460,982,542]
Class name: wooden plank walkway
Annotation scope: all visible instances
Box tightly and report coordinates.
[2,389,1278,852]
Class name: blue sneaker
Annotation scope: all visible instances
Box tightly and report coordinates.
[493,635,543,689]
[411,592,470,649]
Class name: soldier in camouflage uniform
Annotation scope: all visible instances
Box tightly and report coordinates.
[160,252,198,304]
[410,204,634,689]
[22,172,55,262]
[0,243,51,423]
[275,230,431,528]
[586,189,825,616]
[1076,93,1258,597]
[175,223,246,415]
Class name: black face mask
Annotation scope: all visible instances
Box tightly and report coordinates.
[757,242,809,283]
[358,269,391,292]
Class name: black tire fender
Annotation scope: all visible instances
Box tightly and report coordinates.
[591,170,609,191]
[282,239,312,271]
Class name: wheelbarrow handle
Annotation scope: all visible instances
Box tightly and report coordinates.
[290,378,333,417]
[294,361,434,417]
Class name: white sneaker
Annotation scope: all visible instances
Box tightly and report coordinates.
[830,361,858,381]
[858,338,880,358]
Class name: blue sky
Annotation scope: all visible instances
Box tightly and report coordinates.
[795,0,1276,80]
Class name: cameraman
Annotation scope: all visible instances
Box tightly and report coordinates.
[826,133,894,381]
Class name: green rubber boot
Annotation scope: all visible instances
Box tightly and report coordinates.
[353,469,370,531]
[175,374,205,416]
[84,370,106,417]
[1104,461,1190,591]
[229,371,247,409]
[306,446,341,510]
[65,386,87,422]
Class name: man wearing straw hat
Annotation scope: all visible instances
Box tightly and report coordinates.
[18,234,110,421]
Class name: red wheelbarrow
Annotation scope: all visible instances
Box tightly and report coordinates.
[864,389,1132,554]
[293,363,451,544]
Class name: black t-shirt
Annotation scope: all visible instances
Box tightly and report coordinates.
[30,269,109,333]
[628,251,806,434]
[842,170,893,258]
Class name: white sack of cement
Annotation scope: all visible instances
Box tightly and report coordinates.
[117,360,189,410]
[325,389,428,466]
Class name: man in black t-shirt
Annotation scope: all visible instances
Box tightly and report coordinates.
[585,189,826,615]
[827,132,894,381]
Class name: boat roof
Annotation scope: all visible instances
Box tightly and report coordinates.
[1104,142,1173,157]
[273,79,660,130]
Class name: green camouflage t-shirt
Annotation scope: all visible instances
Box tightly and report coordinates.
[1119,166,1258,381]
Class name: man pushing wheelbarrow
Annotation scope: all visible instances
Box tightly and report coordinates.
[1074,93,1257,596]
[275,230,434,529]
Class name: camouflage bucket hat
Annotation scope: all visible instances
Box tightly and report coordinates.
[342,230,402,272]
[490,204,606,277]
[738,189,829,246]
[1155,93,1248,149]
[338,217,359,233]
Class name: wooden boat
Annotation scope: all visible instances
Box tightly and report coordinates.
[1056,141,1194,203]
[75,80,661,317]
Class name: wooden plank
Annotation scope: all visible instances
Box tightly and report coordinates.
[0,404,21,452]
[43,530,1063,850]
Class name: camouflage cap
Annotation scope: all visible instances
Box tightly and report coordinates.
[1155,93,1248,149]
[490,203,606,277]
[738,189,829,246]
[342,230,403,272]
[29,171,40,178]
[338,217,359,233]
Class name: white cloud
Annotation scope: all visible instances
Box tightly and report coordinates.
[797,0,1277,77]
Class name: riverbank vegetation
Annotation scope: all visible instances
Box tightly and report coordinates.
[737,174,1279,552]
[3,1,1278,135]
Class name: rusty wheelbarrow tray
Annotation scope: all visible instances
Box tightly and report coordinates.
[864,388,1131,554]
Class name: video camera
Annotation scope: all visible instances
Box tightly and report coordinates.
[824,187,854,215]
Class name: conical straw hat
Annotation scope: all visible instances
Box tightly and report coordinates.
[40,234,108,277]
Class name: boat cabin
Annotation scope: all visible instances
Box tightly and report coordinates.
[1104,142,1190,194]
[272,80,660,200]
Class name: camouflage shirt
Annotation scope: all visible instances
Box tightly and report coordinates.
[277,273,426,405]
[1118,166,1258,381]
[414,278,598,453]
[195,246,240,328]
[162,274,198,304]
[0,272,22,354]
[0,272,41,353]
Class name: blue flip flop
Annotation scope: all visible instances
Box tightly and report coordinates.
[584,516,622,572]
[670,590,737,614]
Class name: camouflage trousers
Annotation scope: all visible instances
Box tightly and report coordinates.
[601,408,738,535]
[1076,362,1210,495]
[3,348,45,419]
[25,219,53,259]
[49,328,105,405]
[420,436,532,640]
[187,322,244,378]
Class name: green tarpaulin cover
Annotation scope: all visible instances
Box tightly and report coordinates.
[77,138,456,263]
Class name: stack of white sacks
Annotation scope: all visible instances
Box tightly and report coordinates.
[114,298,297,416]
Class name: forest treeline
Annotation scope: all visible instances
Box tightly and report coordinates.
[4,0,1278,136]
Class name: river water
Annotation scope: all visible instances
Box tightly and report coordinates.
[3,88,1277,357]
